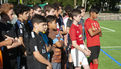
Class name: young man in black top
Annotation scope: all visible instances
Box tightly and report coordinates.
[26,15,52,69]
[14,4,30,69]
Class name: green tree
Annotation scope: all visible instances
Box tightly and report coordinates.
[7,0,120,12]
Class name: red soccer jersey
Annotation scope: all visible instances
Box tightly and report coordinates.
[69,24,83,49]
[84,18,100,47]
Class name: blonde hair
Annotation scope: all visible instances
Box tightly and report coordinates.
[0,3,13,14]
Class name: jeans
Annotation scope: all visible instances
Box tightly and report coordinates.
[52,63,61,69]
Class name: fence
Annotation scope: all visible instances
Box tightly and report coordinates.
[84,13,121,21]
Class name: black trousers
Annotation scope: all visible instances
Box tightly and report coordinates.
[2,47,18,69]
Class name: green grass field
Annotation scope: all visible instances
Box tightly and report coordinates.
[98,20,121,69]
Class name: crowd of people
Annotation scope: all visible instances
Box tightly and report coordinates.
[0,2,102,69]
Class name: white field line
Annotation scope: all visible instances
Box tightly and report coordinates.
[102,31,113,32]
[100,26,116,32]
[101,46,121,48]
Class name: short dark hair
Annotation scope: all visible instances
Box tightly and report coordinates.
[64,5,73,13]
[33,4,41,10]
[31,14,46,25]
[71,9,81,17]
[64,5,73,17]
[14,4,30,16]
[89,7,100,14]
[44,4,54,12]
[53,2,62,11]
[28,6,33,10]
[76,6,85,11]
[46,15,57,23]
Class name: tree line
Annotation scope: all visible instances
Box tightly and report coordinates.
[3,0,121,12]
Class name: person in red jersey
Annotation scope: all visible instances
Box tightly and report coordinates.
[84,7,102,69]
[69,9,91,69]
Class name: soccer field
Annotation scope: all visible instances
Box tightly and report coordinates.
[98,20,121,69]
